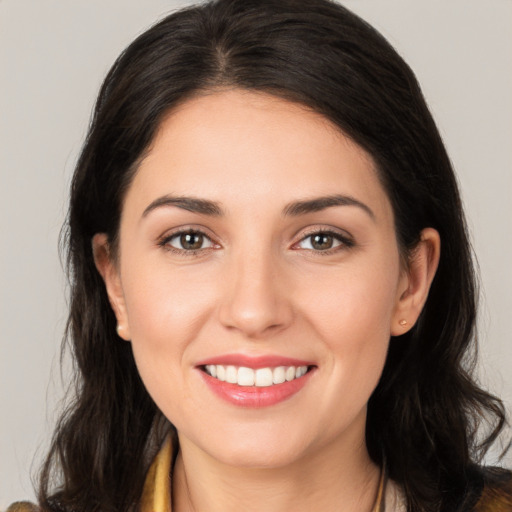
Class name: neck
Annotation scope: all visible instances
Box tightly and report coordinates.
[172,428,381,512]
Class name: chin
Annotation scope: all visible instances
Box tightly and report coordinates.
[212,442,307,469]
[184,420,317,469]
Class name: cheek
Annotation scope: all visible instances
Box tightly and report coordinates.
[119,258,214,392]
[296,256,399,407]
[122,250,215,336]
[121,269,211,425]
[299,254,400,341]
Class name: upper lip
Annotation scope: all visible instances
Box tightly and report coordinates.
[195,353,315,369]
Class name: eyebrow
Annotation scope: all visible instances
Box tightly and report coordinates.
[142,195,223,217]
[282,194,375,220]
[142,193,375,220]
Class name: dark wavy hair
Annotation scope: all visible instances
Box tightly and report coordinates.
[39,1,508,511]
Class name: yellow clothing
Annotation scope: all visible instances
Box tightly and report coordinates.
[140,435,174,512]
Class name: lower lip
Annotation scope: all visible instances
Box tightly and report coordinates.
[199,368,314,408]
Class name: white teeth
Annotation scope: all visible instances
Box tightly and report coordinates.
[216,365,226,381]
[272,366,286,384]
[225,365,237,384]
[295,366,307,378]
[255,368,273,387]
[205,364,217,378]
[237,367,255,386]
[204,364,309,387]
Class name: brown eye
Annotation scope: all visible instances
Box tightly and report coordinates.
[180,232,204,250]
[310,233,334,250]
[296,230,353,252]
[167,230,214,251]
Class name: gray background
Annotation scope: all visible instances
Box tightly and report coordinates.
[1,0,511,507]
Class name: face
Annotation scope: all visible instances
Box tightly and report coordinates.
[96,89,437,469]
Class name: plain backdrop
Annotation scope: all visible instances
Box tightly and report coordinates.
[1,0,511,506]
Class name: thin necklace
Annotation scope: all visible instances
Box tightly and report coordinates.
[373,467,387,512]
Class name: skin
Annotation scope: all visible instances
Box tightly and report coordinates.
[94,89,440,512]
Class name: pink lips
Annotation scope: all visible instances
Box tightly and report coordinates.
[196,353,316,408]
[196,354,315,369]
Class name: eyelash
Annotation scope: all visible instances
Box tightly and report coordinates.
[294,228,355,255]
[158,228,218,257]
[158,227,355,257]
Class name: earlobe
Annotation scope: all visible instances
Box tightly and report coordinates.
[391,228,441,336]
[92,233,131,341]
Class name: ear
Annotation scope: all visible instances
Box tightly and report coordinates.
[391,227,441,336]
[92,233,131,341]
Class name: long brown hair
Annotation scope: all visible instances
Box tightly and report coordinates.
[39,1,508,511]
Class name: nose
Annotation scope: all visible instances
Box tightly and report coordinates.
[217,248,294,339]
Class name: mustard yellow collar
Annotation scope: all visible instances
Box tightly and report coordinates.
[140,436,174,512]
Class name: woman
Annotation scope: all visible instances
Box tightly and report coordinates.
[8,0,511,511]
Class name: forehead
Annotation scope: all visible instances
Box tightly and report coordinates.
[125,89,392,222]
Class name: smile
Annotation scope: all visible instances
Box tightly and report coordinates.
[203,364,310,387]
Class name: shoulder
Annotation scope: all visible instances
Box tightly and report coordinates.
[473,466,512,512]
[5,502,40,512]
